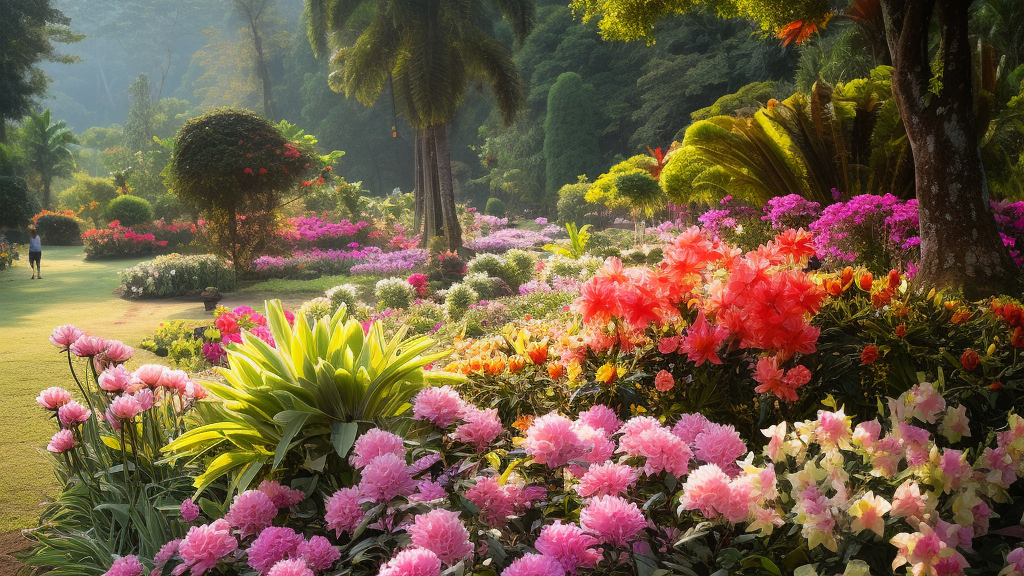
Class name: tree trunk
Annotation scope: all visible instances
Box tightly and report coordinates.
[414,130,424,236]
[250,19,274,119]
[431,123,464,253]
[43,177,52,210]
[880,0,1020,298]
[419,130,443,248]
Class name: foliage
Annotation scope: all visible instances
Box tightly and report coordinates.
[690,80,784,121]
[0,174,38,229]
[374,277,415,310]
[21,109,79,208]
[556,181,594,226]
[104,195,154,227]
[466,250,536,291]
[119,254,236,299]
[444,283,479,321]
[587,155,662,213]
[543,72,603,193]
[326,283,360,312]
[34,212,83,245]
[0,236,20,270]
[484,197,506,217]
[57,173,118,227]
[544,223,592,259]
[163,300,462,493]
[82,222,168,260]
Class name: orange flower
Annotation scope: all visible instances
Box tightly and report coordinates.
[951,309,972,324]
[861,345,879,365]
[547,362,564,380]
[1013,326,1024,348]
[512,415,535,432]
[859,273,873,291]
[887,269,901,289]
[825,278,844,297]
[485,356,507,375]
[527,343,548,365]
[840,267,854,289]
[468,358,484,373]
[508,355,526,373]
[654,370,674,392]
[595,363,617,384]
[961,349,980,371]
[895,324,906,338]
[990,381,1003,391]
[871,289,892,308]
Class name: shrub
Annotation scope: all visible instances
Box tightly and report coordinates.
[298,296,333,323]
[404,301,446,335]
[463,272,503,300]
[152,192,188,222]
[502,249,538,289]
[466,253,504,278]
[57,173,118,226]
[119,253,235,299]
[325,283,360,312]
[104,195,154,227]
[444,282,479,321]
[0,237,20,270]
[82,222,168,260]
[34,212,83,245]
[556,181,592,226]
[484,197,506,217]
[544,72,602,192]
[375,277,415,310]
[350,248,430,276]
[465,227,552,253]
[0,176,39,229]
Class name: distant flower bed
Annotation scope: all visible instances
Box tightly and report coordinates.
[119,253,235,299]
[251,247,379,279]
[82,221,169,260]
[349,248,430,275]
[466,228,552,254]
[0,238,19,270]
[280,216,369,249]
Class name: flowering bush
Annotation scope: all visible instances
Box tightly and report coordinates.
[83,221,169,260]
[467,228,552,253]
[0,236,20,270]
[280,216,370,249]
[375,277,415,310]
[119,253,235,299]
[34,210,84,245]
[252,247,375,279]
[350,248,430,276]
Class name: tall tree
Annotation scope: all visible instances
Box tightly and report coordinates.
[543,72,601,192]
[124,74,156,153]
[232,0,278,119]
[306,0,535,253]
[572,0,1022,297]
[0,0,80,143]
[21,109,78,209]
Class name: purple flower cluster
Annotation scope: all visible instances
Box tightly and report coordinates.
[281,217,368,245]
[253,247,378,273]
[994,200,1024,267]
[349,248,430,275]
[697,196,758,237]
[809,194,919,264]
[761,194,822,229]
[467,228,552,253]
[475,214,509,230]
[518,280,553,296]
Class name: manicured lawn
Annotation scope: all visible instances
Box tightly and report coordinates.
[0,247,318,531]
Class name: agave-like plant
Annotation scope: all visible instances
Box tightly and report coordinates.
[164,299,462,494]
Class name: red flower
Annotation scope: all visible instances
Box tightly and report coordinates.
[895,324,906,338]
[960,349,980,371]
[679,312,728,366]
[259,168,268,175]
[526,343,548,365]
[859,272,873,291]
[860,345,879,365]
[244,168,253,174]
[752,357,810,402]
[1013,326,1024,348]
[215,312,239,335]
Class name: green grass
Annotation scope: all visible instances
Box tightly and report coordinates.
[0,247,336,532]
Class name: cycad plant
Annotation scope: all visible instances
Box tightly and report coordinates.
[22,108,77,209]
[164,299,462,494]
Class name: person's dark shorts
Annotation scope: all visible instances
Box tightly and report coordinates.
[29,251,41,266]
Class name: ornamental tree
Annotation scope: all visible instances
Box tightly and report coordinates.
[572,0,1022,298]
[169,109,318,271]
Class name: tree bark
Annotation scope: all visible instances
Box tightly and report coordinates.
[880,0,1021,298]
[431,123,464,253]
[419,130,443,248]
[414,130,424,236]
[43,177,52,210]
[236,0,274,119]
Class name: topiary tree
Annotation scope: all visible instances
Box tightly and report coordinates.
[169,109,318,271]
[543,73,602,193]
[105,194,154,227]
[484,197,506,217]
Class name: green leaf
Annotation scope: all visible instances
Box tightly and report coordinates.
[273,411,311,469]
[331,421,359,457]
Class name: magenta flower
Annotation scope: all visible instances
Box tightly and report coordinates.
[693,423,746,476]
[670,413,710,445]
[453,406,502,452]
[47,429,76,453]
[177,519,238,575]
[407,509,473,565]
[225,490,278,538]
[524,413,589,468]
[535,521,602,574]
[49,325,83,350]
[154,539,181,569]
[36,386,72,409]
[266,559,312,576]
[181,499,200,523]
[465,477,516,527]
[247,527,304,574]
[413,386,466,428]
[296,535,340,571]
[575,463,639,498]
[377,548,441,576]
[102,555,144,576]
[358,453,415,503]
[500,553,565,576]
[325,487,364,537]
[350,429,406,469]
[258,481,306,509]
[58,401,91,428]
[576,405,619,437]
[579,495,647,547]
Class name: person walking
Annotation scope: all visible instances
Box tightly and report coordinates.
[28,225,42,279]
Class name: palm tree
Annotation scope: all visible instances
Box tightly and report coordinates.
[22,109,77,209]
[306,0,534,252]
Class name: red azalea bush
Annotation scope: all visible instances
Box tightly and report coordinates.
[82,220,169,260]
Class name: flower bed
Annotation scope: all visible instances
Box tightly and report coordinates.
[280,215,370,249]
[466,227,552,253]
[118,253,235,299]
[251,247,377,279]
[83,221,169,260]
[0,237,19,270]
[349,247,430,275]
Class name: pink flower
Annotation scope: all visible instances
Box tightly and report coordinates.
[409,480,448,503]
[47,429,76,453]
[577,405,619,437]
[525,413,589,468]
[154,539,181,569]
[134,364,169,387]
[407,509,473,565]
[325,487,364,537]
[351,429,406,469]
[50,325,84,350]
[109,395,144,420]
[99,365,134,392]
[225,490,278,538]
[71,335,108,357]
[413,386,466,428]
[616,416,661,456]
[575,463,639,498]
[579,496,646,547]
[816,409,851,450]
[465,477,516,527]
[181,499,200,522]
[103,340,135,363]
[409,454,442,475]
[535,522,601,574]
[103,555,144,576]
[58,401,91,428]
[501,554,565,576]
[297,536,340,571]
[158,369,192,393]
[247,527,304,574]
[679,312,728,366]
[657,336,679,355]
[134,389,155,410]
[266,559,312,576]
[453,406,502,452]
[359,453,415,502]
[852,420,881,449]
[890,480,928,520]
[654,370,674,392]
[259,481,305,509]
[693,423,746,475]
[377,548,441,576]
[36,386,72,409]
[177,519,238,575]
[633,426,691,477]
[679,463,733,519]
[671,413,709,444]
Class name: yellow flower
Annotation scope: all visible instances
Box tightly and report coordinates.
[595,362,617,384]
[849,491,891,536]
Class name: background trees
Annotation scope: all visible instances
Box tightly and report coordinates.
[21,110,78,209]
[543,72,602,193]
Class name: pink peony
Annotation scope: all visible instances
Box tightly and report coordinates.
[158,369,192,393]
[573,423,615,465]
[377,548,441,576]
[36,386,72,409]
[154,539,181,569]
[616,417,661,455]
[134,364,169,387]
[266,559,313,576]
[453,406,502,452]
[134,389,155,411]
[225,490,278,538]
[501,554,565,576]
[654,370,674,392]
[103,555,144,576]
[358,453,415,502]
[176,519,238,575]
[351,429,406,469]
[47,429,76,453]
[414,386,466,428]
[181,499,200,522]
[671,413,710,445]
[109,395,144,420]
[99,365,134,392]
[50,325,84,350]
[58,400,91,428]
[409,480,448,503]
[247,527,304,574]
[70,335,108,357]
[524,413,589,468]
[103,340,135,363]
[325,487,364,537]
[407,509,473,565]
[693,423,746,475]
[577,405,619,437]
[579,495,647,547]
[296,536,340,571]
[535,521,602,574]
[633,426,691,477]
[679,463,732,519]
[259,481,306,508]
[465,477,515,527]
[575,463,639,498]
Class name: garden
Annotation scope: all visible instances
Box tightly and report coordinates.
[4,1,1024,576]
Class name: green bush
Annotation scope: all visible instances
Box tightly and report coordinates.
[467,253,504,278]
[105,195,154,227]
[375,277,414,310]
[544,72,602,193]
[0,176,38,229]
[325,283,360,312]
[58,173,117,226]
[119,253,235,299]
[35,214,83,245]
[484,197,506,217]
[556,181,592,226]
[502,249,537,289]
[405,301,446,335]
[298,296,334,323]
[153,192,188,222]
[444,282,479,321]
